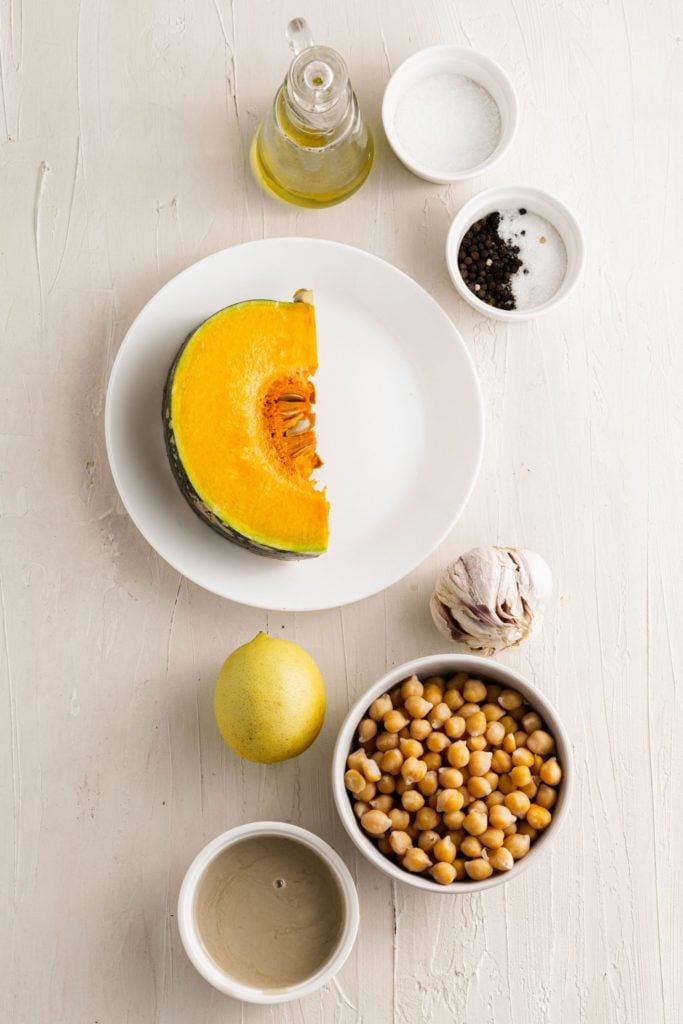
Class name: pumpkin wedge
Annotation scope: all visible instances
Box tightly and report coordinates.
[162,290,329,559]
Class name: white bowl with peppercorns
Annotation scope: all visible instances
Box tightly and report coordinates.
[332,654,573,893]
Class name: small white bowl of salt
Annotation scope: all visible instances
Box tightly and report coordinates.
[446,185,585,321]
[382,45,518,182]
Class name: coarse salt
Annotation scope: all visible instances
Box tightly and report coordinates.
[498,210,567,309]
[393,73,501,173]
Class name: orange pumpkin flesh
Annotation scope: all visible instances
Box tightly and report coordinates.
[163,294,329,558]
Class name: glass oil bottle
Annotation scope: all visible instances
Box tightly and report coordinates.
[251,18,374,208]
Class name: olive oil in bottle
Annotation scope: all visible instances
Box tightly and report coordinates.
[251,18,374,208]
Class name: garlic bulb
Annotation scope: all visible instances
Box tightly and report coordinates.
[430,547,552,656]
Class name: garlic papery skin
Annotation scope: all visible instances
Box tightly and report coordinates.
[430,547,553,656]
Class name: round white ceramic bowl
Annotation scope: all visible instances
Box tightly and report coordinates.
[382,45,518,183]
[177,821,360,1004]
[446,185,585,321]
[332,654,573,894]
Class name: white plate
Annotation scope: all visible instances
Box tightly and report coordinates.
[105,238,484,611]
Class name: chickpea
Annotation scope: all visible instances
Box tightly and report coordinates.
[486,791,506,808]
[504,833,531,860]
[489,804,516,830]
[513,731,529,748]
[536,783,558,810]
[486,683,502,701]
[415,806,440,831]
[395,777,409,796]
[443,689,464,712]
[504,791,531,818]
[436,788,465,814]
[500,715,517,735]
[498,688,524,711]
[404,695,432,719]
[371,751,384,766]
[522,711,543,733]
[358,718,377,743]
[438,767,464,789]
[360,809,392,836]
[468,750,493,777]
[526,804,552,830]
[431,862,457,885]
[401,675,423,700]
[402,847,432,873]
[384,709,409,734]
[398,738,423,760]
[448,672,468,691]
[467,735,488,752]
[447,741,470,769]
[452,859,467,880]
[460,836,483,858]
[417,829,441,853]
[465,711,487,736]
[459,702,480,719]
[370,794,394,814]
[401,789,425,813]
[491,749,512,774]
[401,756,427,784]
[510,765,532,788]
[448,828,466,847]
[361,758,382,782]
[467,776,492,799]
[463,679,488,703]
[357,782,377,802]
[482,703,505,722]
[353,801,370,819]
[498,773,516,795]
[532,754,545,774]
[520,780,538,799]
[465,858,493,881]
[388,808,410,831]
[517,822,538,840]
[389,830,412,856]
[502,733,517,754]
[433,836,457,863]
[377,836,392,856]
[347,748,367,771]
[428,702,451,728]
[369,694,392,721]
[410,718,432,741]
[488,847,514,872]
[426,731,450,753]
[485,721,506,746]
[442,809,466,830]
[540,758,562,786]
[444,715,466,740]
[418,770,438,796]
[511,747,534,768]
[380,748,404,775]
[422,752,442,771]
[422,682,444,706]
[479,827,505,849]
[468,800,488,815]
[377,773,396,795]
[344,769,366,794]
[375,731,399,752]
[463,810,488,836]
[406,823,421,841]
[389,686,403,707]
[527,730,555,756]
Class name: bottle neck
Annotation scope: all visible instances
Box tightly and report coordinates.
[283,45,353,138]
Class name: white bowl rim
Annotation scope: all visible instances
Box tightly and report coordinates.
[381,44,519,183]
[332,654,574,894]
[446,184,586,320]
[177,821,360,1004]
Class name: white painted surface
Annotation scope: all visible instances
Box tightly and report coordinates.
[1,1,681,1022]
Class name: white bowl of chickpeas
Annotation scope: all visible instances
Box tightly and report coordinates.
[332,655,572,892]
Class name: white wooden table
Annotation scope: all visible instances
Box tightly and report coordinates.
[2,1,681,1021]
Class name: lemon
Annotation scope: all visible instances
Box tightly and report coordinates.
[213,632,326,763]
